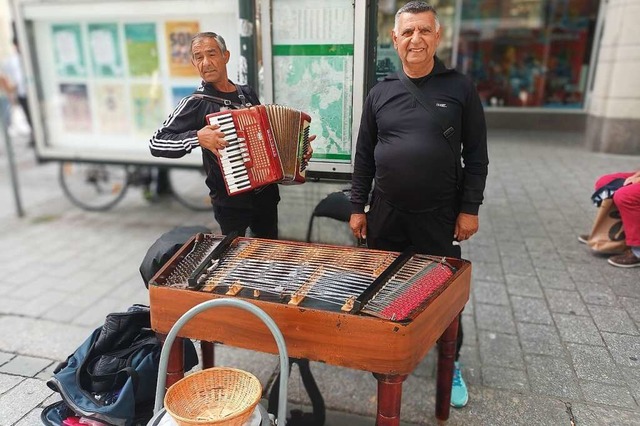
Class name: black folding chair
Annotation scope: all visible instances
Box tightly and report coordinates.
[305,190,352,243]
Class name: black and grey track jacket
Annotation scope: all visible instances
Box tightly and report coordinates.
[149,81,279,208]
[350,56,489,215]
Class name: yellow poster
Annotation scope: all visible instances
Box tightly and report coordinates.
[165,21,200,77]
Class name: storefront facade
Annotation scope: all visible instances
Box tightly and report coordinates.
[373,0,639,153]
[375,0,601,110]
[5,0,637,171]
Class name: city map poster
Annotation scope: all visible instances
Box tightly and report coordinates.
[52,24,86,78]
[271,0,354,162]
[273,52,352,161]
[125,23,159,77]
[88,23,123,77]
[165,21,200,77]
[59,83,91,132]
[95,83,130,134]
[131,84,164,135]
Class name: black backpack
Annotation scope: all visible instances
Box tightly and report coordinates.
[42,305,197,426]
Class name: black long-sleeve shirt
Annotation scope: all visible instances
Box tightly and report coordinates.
[149,81,279,208]
[351,57,488,215]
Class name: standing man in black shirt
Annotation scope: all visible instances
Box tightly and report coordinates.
[349,1,488,408]
[150,32,313,238]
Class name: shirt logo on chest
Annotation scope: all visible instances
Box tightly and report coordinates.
[436,103,447,108]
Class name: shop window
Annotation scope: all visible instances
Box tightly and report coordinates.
[458,0,599,108]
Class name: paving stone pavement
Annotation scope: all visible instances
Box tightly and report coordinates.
[0,129,639,425]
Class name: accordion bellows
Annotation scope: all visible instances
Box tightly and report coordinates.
[206,105,312,196]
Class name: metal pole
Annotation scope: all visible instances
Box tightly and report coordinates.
[238,0,257,89]
[154,298,289,424]
[1,95,25,217]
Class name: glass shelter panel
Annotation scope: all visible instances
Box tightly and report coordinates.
[14,0,241,165]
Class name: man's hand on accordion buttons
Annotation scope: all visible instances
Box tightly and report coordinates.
[303,134,316,165]
[197,124,228,157]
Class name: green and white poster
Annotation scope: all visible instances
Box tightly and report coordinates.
[88,23,123,77]
[125,23,159,77]
[52,24,86,77]
[272,0,354,162]
[131,84,164,135]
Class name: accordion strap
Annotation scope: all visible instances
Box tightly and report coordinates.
[191,83,253,109]
[397,69,462,190]
[396,69,454,141]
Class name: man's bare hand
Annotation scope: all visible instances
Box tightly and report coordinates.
[350,213,367,240]
[624,171,640,186]
[197,124,228,157]
[454,212,479,242]
[302,134,316,164]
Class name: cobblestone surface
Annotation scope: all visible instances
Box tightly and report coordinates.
[0,129,639,425]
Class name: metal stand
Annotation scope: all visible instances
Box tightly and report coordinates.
[1,95,24,217]
[152,299,290,425]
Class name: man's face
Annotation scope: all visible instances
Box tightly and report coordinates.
[392,11,441,70]
[191,37,230,84]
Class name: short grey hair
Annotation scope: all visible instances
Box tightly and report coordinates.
[190,32,227,56]
[394,1,440,32]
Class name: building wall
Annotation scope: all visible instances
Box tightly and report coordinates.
[586,0,640,154]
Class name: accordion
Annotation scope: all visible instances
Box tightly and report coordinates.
[206,105,312,196]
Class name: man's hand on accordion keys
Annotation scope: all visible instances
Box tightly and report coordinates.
[303,134,316,166]
[197,123,229,158]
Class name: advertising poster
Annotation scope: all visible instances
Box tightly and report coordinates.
[131,84,164,135]
[59,83,91,132]
[88,23,123,77]
[125,23,159,77]
[95,83,130,134]
[165,21,200,77]
[271,0,354,162]
[52,24,86,77]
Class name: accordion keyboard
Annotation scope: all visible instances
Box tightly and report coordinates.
[209,112,252,194]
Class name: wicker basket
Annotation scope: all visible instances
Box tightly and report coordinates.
[164,367,262,426]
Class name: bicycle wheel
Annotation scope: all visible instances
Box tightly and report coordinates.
[168,167,212,211]
[59,161,129,211]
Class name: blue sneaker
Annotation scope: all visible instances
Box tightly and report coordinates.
[450,361,468,408]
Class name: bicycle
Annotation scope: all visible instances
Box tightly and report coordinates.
[59,161,212,212]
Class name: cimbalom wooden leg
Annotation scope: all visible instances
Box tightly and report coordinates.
[436,314,460,421]
[373,373,408,426]
[159,333,184,389]
[201,341,214,368]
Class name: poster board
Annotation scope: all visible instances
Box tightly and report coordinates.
[261,0,366,177]
[12,0,241,167]
[13,0,366,177]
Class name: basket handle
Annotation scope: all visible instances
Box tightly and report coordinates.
[153,298,289,425]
